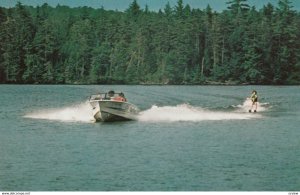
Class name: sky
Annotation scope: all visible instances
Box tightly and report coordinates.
[1,0,300,12]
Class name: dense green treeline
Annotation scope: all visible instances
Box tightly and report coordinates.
[0,0,300,84]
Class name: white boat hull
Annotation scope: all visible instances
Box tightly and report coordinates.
[90,100,139,122]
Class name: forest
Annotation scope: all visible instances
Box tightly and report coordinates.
[0,0,299,84]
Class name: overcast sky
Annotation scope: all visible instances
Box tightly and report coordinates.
[1,0,300,12]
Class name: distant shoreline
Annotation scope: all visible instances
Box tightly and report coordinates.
[1,1,300,86]
[1,82,299,86]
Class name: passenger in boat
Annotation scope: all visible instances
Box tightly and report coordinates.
[113,92,127,102]
[107,90,115,99]
[120,92,127,102]
[249,90,258,112]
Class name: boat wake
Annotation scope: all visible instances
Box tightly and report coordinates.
[138,103,262,122]
[24,102,95,123]
[232,99,270,113]
[24,99,269,123]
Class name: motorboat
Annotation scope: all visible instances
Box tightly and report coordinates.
[89,91,139,122]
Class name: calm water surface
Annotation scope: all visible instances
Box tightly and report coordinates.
[0,85,299,191]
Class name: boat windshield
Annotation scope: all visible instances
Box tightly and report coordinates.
[89,92,126,101]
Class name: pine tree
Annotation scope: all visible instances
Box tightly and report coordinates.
[63,19,93,83]
[0,0,299,84]
[164,2,173,17]
[89,41,111,83]
[1,3,34,83]
[126,0,141,19]
[14,2,35,82]
[226,0,250,15]
[0,7,6,82]
[272,0,297,83]
[175,0,184,18]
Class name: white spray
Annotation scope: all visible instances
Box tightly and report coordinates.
[138,103,261,122]
[233,99,269,113]
[24,102,95,123]
[24,100,268,123]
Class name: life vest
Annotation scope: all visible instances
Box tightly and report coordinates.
[251,94,258,102]
[113,96,126,102]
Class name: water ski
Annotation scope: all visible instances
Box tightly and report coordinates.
[248,110,257,113]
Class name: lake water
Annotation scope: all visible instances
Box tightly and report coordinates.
[0,85,299,191]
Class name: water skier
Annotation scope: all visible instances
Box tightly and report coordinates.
[249,90,258,112]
